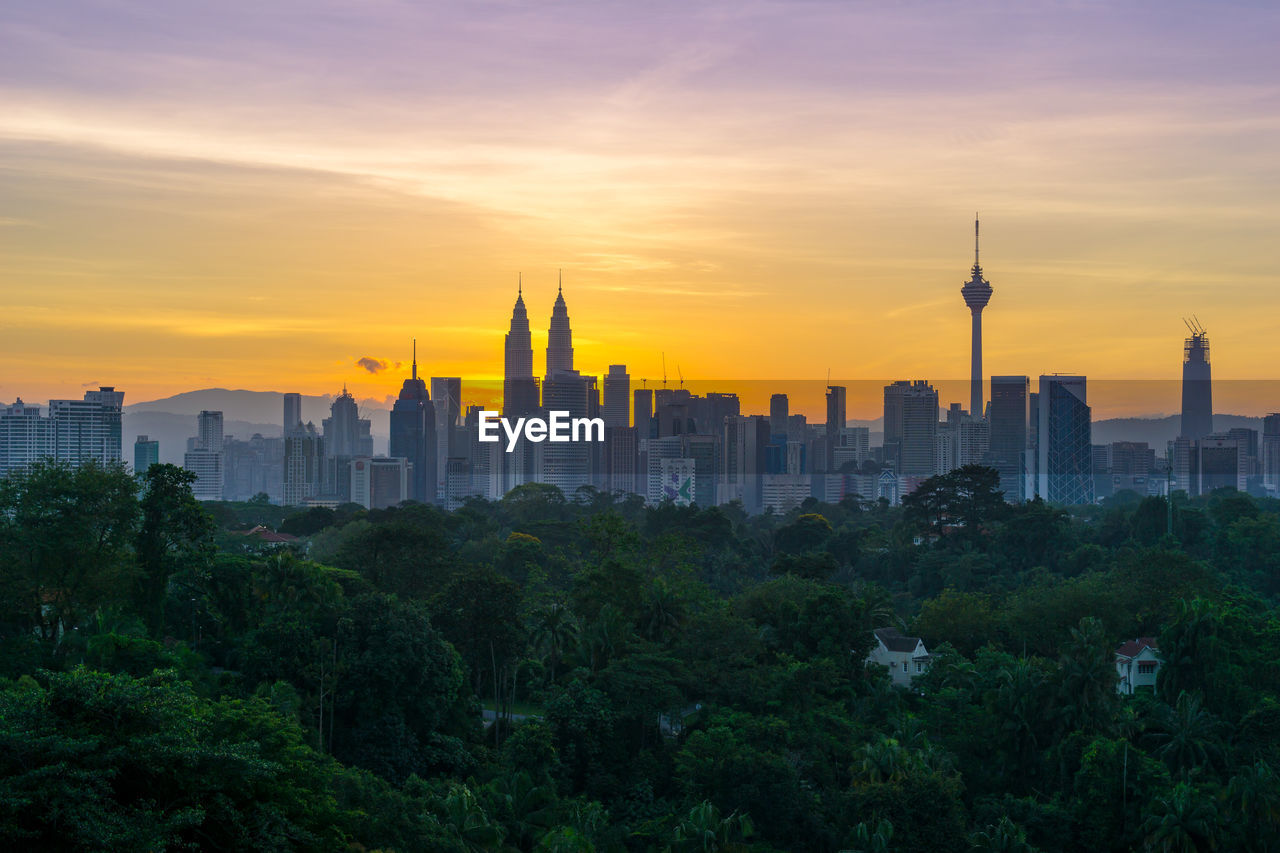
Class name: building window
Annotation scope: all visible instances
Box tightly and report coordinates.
[903,661,908,672]
[915,661,923,673]
[1138,662,1157,675]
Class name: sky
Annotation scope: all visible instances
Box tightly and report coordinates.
[2,0,1278,417]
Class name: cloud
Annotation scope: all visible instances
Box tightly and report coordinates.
[356,357,388,374]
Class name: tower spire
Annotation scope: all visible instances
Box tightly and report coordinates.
[558,268,562,295]
[411,338,417,380]
[975,214,980,266]
[518,272,522,298]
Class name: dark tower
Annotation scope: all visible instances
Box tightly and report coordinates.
[1180,319,1212,441]
[504,276,539,417]
[961,217,994,420]
[390,340,436,503]
[546,271,574,378]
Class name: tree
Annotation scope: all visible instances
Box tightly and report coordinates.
[1144,692,1224,780]
[0,460,139,647]
[1140,782,1223,853]
[530,602,579,685]
[135,464,214,637]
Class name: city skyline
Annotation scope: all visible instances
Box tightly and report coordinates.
[3,2,1280,405]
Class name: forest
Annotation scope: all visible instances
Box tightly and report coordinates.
[2,460,1279,852]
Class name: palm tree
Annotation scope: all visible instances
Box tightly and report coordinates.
[969,816,1037,853]
[850,818,894,853]
[1225,760,1280,850]
[1140,782,1222,852]
[641,576,684,644]
[530,603,578,684]
[1145,692,1224,779]
[672,801,753,852]
[1055,616,1119,736]
[854,736,917,784]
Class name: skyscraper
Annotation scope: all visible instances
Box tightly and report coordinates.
[546,273,573,377]
[603,365,630,428]
[770,394,789,438]
[431,377,463,501]
[961,218,993,420]
[283,392,302,436]
[504,278,540,417]
[1036,375,1093,505]
[184,410,225,501]
[825,385,846,472]
[283,423,323,506]
[900,381,939,477]
[634,388,654,438]
[49,386,124,468]
[1263,414,1280,492]
[133,434,159,475]
[390,340,437,504]
[197,410,224,452]
[988,375,1030,500]
[1180,320,1212,441]
[0,399,54,477]
[322,387,368,501]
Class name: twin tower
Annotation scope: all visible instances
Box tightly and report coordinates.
[504,273,574,417]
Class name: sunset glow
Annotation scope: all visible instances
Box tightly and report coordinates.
[3,1,1278,412]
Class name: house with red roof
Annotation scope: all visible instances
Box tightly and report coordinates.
[868,627,932,687]
[1115,637,1161,695]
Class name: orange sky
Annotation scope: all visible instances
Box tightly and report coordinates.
[2,2,1278,416]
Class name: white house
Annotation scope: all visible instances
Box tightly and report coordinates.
[1115,637,1162,695]
[868,627,931,687]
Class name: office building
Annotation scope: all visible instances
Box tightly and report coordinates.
[390,342,437,504]
[603,365,630,428]
[283,392,302,436]
[988,376,1030,500]
[0,399,54,477]
[351,456,410,510]
[49,386,124,468]
[770,394,789,438]
[1180,321,1212,440]
[1036,375,1093,505]
[133,434,159,475]
[825,385,846,472]
[283,423,324,506]
[546,275,574,376]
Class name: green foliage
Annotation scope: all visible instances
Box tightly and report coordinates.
[3,462,1280,850]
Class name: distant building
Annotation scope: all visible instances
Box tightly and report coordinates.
[133,434,159,475]
[634,389,654,439]
[0,399,54,477]
[48,386,125,468]
[1180,322,1212,441]
[961,217,994,421]
[546,276,574,376]
[603,365,630,428]
[283,392,303,436]
[987,376,1030,501]
[1036,375,1093,505]
[825,385,847,472]
[431,377,463,501]
[1115,637,1161,695]
[900,381,939,477]
[868,628,932,687]
[503,282,540,418]
[770,394,789,438]
[183,453,224,501]
[350,456,409,510]
[283,423,324,506]
[1263,414,1280,493]
[390,343,436,504]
